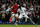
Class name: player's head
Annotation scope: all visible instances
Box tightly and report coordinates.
[14,2,17,6]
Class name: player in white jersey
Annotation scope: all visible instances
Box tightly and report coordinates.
[18,6,35,25]
[18,6,28,22]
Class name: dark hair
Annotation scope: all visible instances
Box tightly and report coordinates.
[14,2,17,4]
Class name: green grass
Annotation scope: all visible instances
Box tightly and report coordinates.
[0,24,40,27]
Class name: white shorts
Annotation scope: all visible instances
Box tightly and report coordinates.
[18,13,29,22]
[18,14,29,19]
[12,12,18,17]
[10,12,18,21]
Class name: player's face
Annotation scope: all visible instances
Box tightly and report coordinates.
[15,3,17,6]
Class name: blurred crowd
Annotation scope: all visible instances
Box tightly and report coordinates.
[0,0,40,24]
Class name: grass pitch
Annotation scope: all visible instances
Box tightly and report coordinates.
[0,24,40,27]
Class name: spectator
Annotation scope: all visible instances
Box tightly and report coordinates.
[5,11,11,22]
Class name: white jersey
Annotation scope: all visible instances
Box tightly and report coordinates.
[18,8,22,14]
[18,7,27,14]
[21,7,27,13]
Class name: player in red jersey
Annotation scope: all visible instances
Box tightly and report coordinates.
[6,2,19,25]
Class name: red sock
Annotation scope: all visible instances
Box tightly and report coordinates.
[9,17,12,23]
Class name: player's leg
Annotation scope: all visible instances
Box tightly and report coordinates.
[18,14,23,22]
[24,15,36,25]
[9,13,15,23]
[14,13,19,25]
[24,14,29,22]
[18,14,23,19]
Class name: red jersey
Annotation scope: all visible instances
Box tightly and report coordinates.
[12,4,18,13]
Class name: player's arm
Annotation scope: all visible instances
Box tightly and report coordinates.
[6,5,19,11]
[6,7,13,11]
